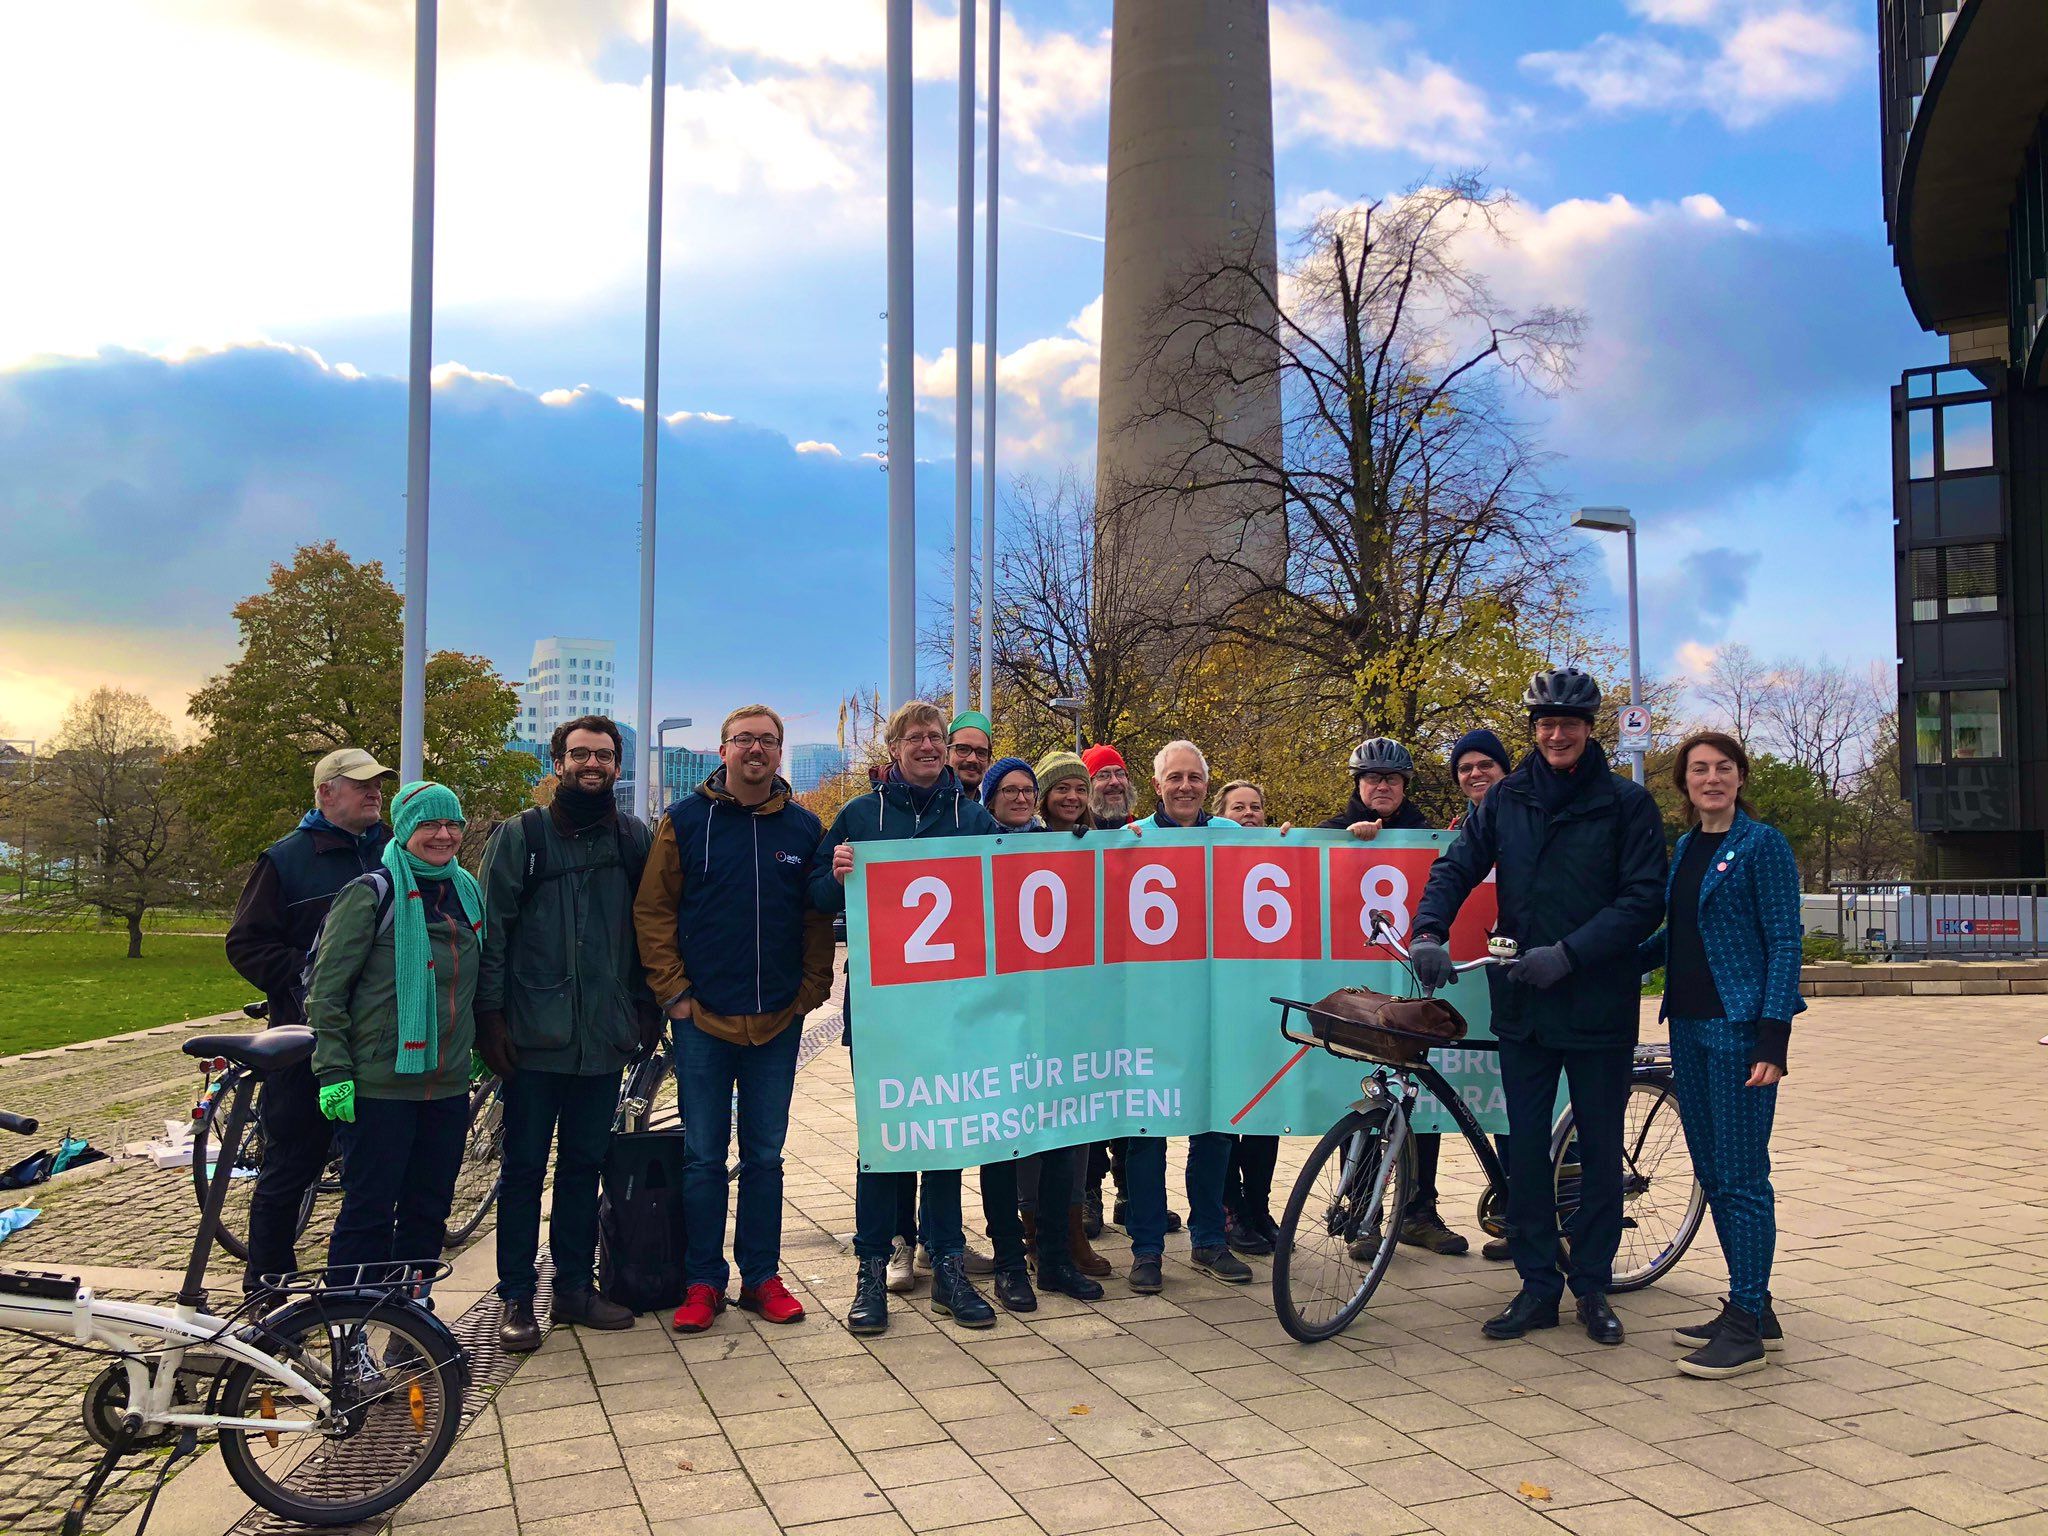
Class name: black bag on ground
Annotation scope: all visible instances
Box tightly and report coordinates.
[595,1129,688,1313]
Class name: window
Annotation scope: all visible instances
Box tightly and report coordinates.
[1908,409,1934,479]
[1941,401,1994,471]
[1915,692,1944,764]
[1950,691,2002,759]
[1909,549,1939,621]
[1946,543,2001,615]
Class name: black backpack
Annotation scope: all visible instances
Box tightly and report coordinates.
[514,806,649,910]
[595,1129,688,1312]
[293,871,397,1017]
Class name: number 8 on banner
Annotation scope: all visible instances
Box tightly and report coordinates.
[992,851,1096,974]
[1329,846,1436,962]
[865,857,988,986]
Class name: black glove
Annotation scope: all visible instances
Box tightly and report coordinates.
[476,1010,518,1078]
[1409,936,1454,991]
[634,999,665,1062]
[1511,943,1573,990]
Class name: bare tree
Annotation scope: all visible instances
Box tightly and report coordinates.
[1751,660,1884,886]
[1699,643,1774,742]
[1105,174,1593,752]
[24,689,219,957]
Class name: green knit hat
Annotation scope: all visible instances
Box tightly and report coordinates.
[947,709,994,742]
[1033,750,1089,796]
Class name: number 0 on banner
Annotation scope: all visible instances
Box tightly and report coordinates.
[865,857,987,986]
[991,851,1097,974]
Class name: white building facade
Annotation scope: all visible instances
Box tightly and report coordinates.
[520,637,619,746]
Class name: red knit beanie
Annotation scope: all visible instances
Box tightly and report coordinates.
[1081,744,1126,777]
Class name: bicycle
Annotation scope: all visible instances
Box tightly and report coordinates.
[2,1025,467,1532]
[192,1002,507,1262]
[1268,915,1705,1344]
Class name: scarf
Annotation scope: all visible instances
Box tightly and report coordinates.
[1528,738,1607,815]
[381,780,483,1076]
[298,807,362,842]
[552,779,615,831]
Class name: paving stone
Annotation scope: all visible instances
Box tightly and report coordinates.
[1141,1481,1285,1536]
[888,1473,1026,1532]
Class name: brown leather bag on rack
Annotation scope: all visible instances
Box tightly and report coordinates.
[1303,987,1468,1066]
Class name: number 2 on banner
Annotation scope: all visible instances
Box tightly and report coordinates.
[1329,846,1436,961]
[1212,845,1320,961]
[1102,846,1206,963]
[992,851,1096,974]
[865,857,987,986]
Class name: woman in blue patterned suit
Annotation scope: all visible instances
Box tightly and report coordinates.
[1640,730,1804,1379]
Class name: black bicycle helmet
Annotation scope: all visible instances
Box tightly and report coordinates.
[1346,737,1415,779]
[1523,667,1601,722]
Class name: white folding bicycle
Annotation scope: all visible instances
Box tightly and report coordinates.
[0,1025,467,1532]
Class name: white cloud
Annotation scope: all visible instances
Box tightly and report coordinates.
[1521,2,1861,128]
[1270,5,1492,159]
[913,295,1102,461]
[795,440,843,455]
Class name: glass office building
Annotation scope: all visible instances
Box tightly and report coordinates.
[1881,0,2048,873]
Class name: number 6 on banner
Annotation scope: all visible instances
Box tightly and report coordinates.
[1103,846,1206,963]
[1213,845,1320,960]
[865,857,987,986]
[992,850,1096,974]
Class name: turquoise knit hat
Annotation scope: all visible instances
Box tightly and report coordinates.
[947,709,994,741]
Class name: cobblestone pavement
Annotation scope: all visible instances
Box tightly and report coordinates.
[374,994,2048,1536]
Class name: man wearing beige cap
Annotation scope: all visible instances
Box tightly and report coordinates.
[225,746,396,1296]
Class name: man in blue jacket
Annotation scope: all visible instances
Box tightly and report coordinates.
[812,699,1004,1337]
[636,705,835,1335]
[1411,669,1667,1347]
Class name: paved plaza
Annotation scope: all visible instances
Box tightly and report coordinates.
[6,991,2048,1535]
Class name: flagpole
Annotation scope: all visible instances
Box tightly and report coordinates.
[886,0,916,709]
[636,0,667,819]
[979,0,1000,718]
[951,0,975,713]
[399,0,436,784]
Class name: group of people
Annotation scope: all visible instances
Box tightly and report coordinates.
[225,662,1804,1385]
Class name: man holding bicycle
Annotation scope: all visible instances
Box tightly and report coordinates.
[225,746,394,1297]
[1411,669,1666,1347]
[477,716,656,1350]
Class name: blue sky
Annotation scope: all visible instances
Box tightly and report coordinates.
[0,0,1935,748]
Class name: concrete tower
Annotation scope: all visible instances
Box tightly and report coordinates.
[1094,0,1281,624]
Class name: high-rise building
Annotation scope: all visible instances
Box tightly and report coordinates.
[1879,0,2048,874]
[788,743,852,794]
[519,638,620,747]
[1094,0,1282,626]
[660,747,721,803]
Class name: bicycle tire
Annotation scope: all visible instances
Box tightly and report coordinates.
[191,1081,317,1266]
[216,1291,462,1527]
[1272,1105,1412,1343]
[444,1076,506,1248]
[1552,1075,1705,1293]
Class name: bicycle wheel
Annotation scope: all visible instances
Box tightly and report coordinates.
[192,1081,316,1265]
[216,1291,462,1527]
[444,1076,506,1248]
[1272,1105,1413,1343]
[1553,1076,1705,1293]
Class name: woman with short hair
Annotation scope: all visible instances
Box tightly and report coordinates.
[1641,729,1804,1378]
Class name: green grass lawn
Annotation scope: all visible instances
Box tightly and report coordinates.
[0,932,254,1056]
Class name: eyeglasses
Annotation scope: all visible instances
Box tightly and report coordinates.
[995,783,1037,798]
[724,733,783,751]
[1094,767,1129,783]
[949,743,992,760]
[898,732,946,748]
[415,819,466,836]
[564,748,617,765]
[1358,772,1405,788]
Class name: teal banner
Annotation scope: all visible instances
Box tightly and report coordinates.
[846,827,1505,1172]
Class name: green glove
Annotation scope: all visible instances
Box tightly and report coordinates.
[469,1049,487,1084]
[317,1081,356,1123]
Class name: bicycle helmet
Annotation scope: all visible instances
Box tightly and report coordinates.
[1346,737,1415,779]
[1523,667,1601,722]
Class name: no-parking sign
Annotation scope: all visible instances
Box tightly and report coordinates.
[1619,704,1653,752]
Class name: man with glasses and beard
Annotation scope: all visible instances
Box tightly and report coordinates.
[478,715,657,1350]
[1082,744,1135,829]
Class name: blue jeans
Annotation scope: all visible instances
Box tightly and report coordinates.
[1124,1132,1231,1256]
[679,1019,801,1290]
[495,1067,621,1301]
[1670,1016,1777,1315]
[328,1094,468,1278]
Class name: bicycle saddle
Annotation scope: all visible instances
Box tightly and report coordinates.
[182,1025,315,1072]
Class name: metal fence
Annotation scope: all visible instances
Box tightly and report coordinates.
[1810,881,2048,960]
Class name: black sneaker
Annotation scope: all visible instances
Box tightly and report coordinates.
[1677,1301,1766,1378]
[929,1253,996,1330]
[1128,1255,1164,1294]
[1225,1212,1275,1258]
[1398,1207,1470,1256]
[1036,1258,1104,1302]
[1191,1245,1254,1284]
[992,1269,1037,1314]
[1082,1187,1105,1239]
[848,1256,890,1337]
[1674,1296,1784,1352]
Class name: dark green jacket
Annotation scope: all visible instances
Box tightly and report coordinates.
[477,803,655,1075]
[307,876,478,1101]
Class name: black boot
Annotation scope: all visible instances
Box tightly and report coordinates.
[554,1284,635,1330]
[929,1253,996,1329]
[1674,1295,1784,1352]
[1576,1292,1624,1346]
[992,1268,1037,1313]
[1082,1185,1105,1239]
[1677,1301,1766,1378]
[498,1296,542,1353]
[1225,1211,1274,1257]
[1036,1251,1104,1302]
[1482,1289,1559,1340]
[848,1256,890,1337]
[1398,1206,1470,1256]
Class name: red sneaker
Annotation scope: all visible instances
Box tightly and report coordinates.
[672,1284,726,1334]
[737,1275,806,1324]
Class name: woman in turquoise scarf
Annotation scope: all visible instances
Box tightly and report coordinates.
[306,781,484,1281]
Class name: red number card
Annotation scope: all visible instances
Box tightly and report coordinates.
[1102,846,1207,964]
[864,856,987,986]
[991,850,1097,975]
[1328,846,1438,962]
[1212,844,1322,961]
[1448,868,1500,963]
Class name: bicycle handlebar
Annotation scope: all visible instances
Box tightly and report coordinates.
[1365,911,1514,973]
[0,1111,39,1136]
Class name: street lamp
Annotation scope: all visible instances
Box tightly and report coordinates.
[1050,696,1085,756]
[1572,506,1645,784]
